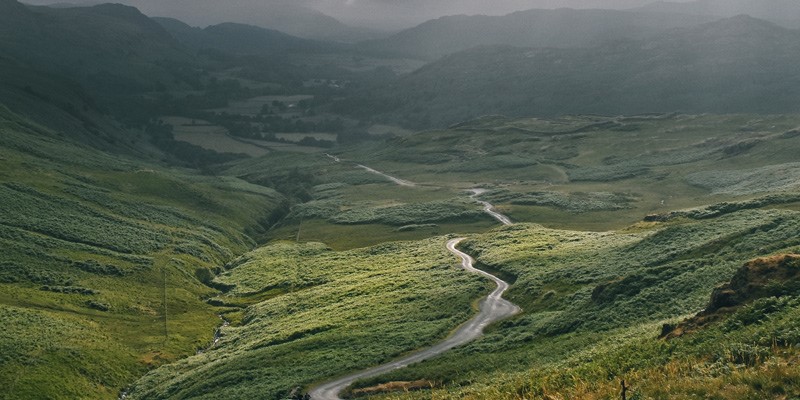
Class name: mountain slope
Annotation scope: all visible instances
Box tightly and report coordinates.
[0,0,202,122]
[121,113,800,399]
[640,0,800,27]
[153,18,343,57]
[341,15,800,128]
[358,8,714,60]
[0,104,287,399]
[78,0,384,43]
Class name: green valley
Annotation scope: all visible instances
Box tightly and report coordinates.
[3,0,800,399]
[0,105,285,399]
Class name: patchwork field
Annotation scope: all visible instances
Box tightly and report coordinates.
[162,116,330,156]
[211,95,314,116]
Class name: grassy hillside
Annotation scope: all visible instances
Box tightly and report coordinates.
[222,152,499,250]
[154,18,343,57]
[347,206,800,399]
[125,238,488,399]
[106,112,800,399]
[331,114,800,231]
[0,2,195,96]
[0,105,286,399]
[5,105,800,398]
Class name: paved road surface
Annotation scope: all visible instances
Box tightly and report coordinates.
[308,238,520,400]
[356,164,416,187]
[469,189,513,226]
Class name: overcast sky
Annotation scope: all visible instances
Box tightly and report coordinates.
[24,0,706,30]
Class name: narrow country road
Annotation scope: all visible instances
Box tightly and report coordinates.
[356,164,416,187]
[469,189,513,226]
[308,238,520,400]
[328,159,514,228]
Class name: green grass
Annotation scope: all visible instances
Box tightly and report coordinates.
[329,114,800,232]
[267,219,498,250]
[125,238,489,399]
[8,111,800,399]
[0,107,286,399]
[341,205,800,398]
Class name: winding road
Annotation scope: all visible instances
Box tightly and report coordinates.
[356,164,417,187]
[308,238,520,400]
[469,189,513,226]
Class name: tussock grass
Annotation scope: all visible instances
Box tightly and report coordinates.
[351,207,800,399]
[0,108,285,399]
[127,238,488,399]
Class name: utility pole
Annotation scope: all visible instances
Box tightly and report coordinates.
[621,380,627,400]
[162,265,168,342]
[296,218,303,242]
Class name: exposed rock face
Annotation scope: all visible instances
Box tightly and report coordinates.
[662,254,800,339]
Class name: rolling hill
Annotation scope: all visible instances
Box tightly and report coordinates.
[123,113,800,399]
[3,1,800,399]
[0,1,192,91]
[153,18,344,57]
[340,15,800,129]
[357,8,715,61]
[69,0,385,43]
[0,103,288,399]
[639,0,800,27]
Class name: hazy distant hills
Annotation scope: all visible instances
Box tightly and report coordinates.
[179,1,383,43]
[153,18,344,57]
[639,0,800,27]
[358,8,716,60]
[340,15,800,128]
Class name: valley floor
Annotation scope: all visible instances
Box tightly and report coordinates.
[5,112,800,399]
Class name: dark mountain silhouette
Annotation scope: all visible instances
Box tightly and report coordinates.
[153,18,344,57]
[0,1,192,96]
[339,15,800,128]
[639,0,800,27]
[357,8,715,60]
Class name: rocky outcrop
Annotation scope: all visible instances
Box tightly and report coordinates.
[662,254,800,339]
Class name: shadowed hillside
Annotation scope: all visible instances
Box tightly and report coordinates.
[340,15,800,129]
[358,8,714,60]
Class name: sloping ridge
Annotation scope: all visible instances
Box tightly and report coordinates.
[156,18,339,56]
[358,8,714,60]
[663,254,800,339]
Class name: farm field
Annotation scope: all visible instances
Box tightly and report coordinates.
[162,116,331,156]
[212,95,315,116]
[161,116,270,157]
[275,132,339,142]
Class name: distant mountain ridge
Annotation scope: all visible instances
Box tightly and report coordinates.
[153,17,345,57]
[0,1,189,87]
[358,8,716,60]
[340,15,800,128]
[638,0,800,27]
